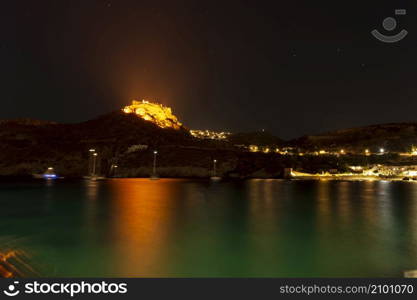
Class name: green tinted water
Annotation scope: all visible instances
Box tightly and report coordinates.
[1,179,416,277]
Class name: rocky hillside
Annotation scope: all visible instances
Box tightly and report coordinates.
[3,111,417,178]
[0,111,196,177]
[0,111,279,178]
[0,112,300,178]
[289,123,417,152]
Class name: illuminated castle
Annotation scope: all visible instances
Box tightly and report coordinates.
[122,100,183,130]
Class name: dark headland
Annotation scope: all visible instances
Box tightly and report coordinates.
[2,101,417,179]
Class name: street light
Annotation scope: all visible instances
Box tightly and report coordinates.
[110,164,118,177]
[380,148,385,154]
[92,152,98,176]
[211,159,221,181]
[88,149,96,175]
[152,151,158,176]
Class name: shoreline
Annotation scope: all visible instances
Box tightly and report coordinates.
[290,175,414,182]
[0,174,416,182]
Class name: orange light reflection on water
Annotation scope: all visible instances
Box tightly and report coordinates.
[108,179,183,277]
[0,249,39,278]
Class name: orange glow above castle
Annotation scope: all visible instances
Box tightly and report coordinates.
[122,100,182,130]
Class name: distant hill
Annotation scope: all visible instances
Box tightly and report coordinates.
[0,118,57,126]
[3,111,417,178]
[0,111,196,177]
[228,131,284,146]
[290,123,417,152]
[0,111,291,178]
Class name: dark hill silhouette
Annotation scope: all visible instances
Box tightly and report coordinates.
[229,131,284,146]
[2,111,417,178]
[289,123,417,152]
[0,111,196,177]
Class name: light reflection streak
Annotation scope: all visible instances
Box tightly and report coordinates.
[316,180,331,230]
[0,246,40,278]
[336,182,352,226]
[108,179,179,277]
[359,180,378,228]
[246,179,284,224]
[406,183,417,255]
[245,179,285,275]
[83,180,100,234]
[375,181,394,231]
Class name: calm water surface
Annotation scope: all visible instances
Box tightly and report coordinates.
[1,178,417,277]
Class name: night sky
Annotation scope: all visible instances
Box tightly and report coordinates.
[2,0,416,139]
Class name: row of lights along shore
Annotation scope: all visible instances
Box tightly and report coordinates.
[250,146,387,155]
[83,146,389,180]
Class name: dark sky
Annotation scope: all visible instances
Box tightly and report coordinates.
[1,0,416,139]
